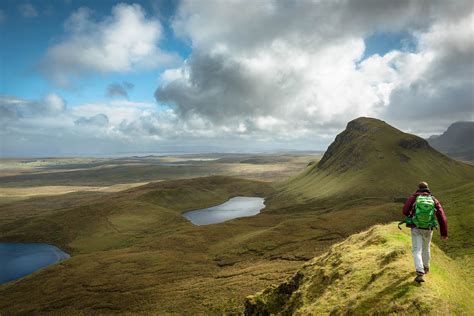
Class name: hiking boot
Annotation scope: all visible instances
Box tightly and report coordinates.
[414,273,425,283]
[424,267,429,274]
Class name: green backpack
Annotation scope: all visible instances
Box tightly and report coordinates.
[412,195,438,229]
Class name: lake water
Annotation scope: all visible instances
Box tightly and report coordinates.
[183,196,266,225]
[0,243,70,284]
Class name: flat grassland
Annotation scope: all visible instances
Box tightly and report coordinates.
[0,153,328,313]
[0,153,318,190]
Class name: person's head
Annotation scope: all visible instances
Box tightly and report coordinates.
[418,181,429,190]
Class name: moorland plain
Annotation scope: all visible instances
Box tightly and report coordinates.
[0,119,473,314]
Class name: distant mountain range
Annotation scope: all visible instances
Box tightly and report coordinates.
[428,121,474,162]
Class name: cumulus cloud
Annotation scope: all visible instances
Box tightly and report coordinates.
[155,0,474,143]
[3,1,473,156]
[106,81,135,98]
[172,0,470,52]
[42,93,67,112]
[40,4,181,87]
[382,13,474,135]
[18,3,38,17]
[0,93,66,120]
[0,94,166,156]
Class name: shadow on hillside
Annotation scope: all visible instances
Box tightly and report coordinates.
[349,272,424,313]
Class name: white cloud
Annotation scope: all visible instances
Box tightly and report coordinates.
[43,93,67,113]
[41,4,181,87]
[3,1,474,156]
[70,100,155,126]
[0,95,167,156]
[382,13,474,134]
[155,0,474,142]
[0,93,66,120]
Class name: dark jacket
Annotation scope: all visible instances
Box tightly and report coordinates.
[402,188,448,237]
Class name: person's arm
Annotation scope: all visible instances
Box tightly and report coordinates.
[434,197,448,238]
[403,196,415,216]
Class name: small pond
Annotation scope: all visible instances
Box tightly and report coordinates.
[0,243,70,284]
[183,196,265,225]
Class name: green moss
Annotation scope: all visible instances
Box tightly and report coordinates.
[245,223,474,315]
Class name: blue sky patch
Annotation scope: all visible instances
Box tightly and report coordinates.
[363,31,417,59]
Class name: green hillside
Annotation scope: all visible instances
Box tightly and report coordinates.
[277,117,474,202]
[1,118,473,314]
[245,223,474,315]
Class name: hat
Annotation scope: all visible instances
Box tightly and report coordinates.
[418,181,429,189]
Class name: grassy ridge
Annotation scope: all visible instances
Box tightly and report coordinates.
[245,223,474,315]
[278,118,474,202]
[245,118,474,315]
[432,182,474,276]
[1,118,473,314]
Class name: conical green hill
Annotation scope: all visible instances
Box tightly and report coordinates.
[278,117,474,201]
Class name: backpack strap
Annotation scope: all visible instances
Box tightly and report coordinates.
[410,196,417,215]
[430,195,439,213]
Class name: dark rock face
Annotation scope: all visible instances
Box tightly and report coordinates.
[244,272,304,316]
[317,131,353,170]
[345,118,382,133]
[399,137,429,150]
[306,160,317,167]
[316,118,384,172]
[346,119,371,132]
[398,153,410,163]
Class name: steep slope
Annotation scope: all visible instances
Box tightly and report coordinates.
[245,223,474,315]
[278,117,474,201]
[428,121,474,161]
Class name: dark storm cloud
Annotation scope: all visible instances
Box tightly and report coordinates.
[156,52,272,123]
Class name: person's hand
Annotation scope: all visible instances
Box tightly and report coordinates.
[441,236,448,240]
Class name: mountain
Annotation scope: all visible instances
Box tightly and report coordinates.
[245,223,474,315]
[428,121,474,161]
[1,118,473,314]
[277,117,474,202]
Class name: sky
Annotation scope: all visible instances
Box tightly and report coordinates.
[0,0,473,157]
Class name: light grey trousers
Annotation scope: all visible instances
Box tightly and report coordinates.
[411,227,433,274]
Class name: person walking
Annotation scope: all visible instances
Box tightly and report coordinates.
[402,181,448,283]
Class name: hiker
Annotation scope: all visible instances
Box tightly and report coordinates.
[402,181,448,283]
